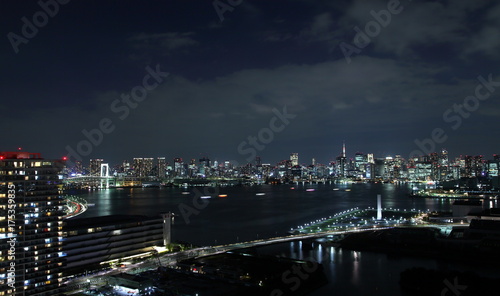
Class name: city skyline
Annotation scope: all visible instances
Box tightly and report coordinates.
[60,147,500,184]
[5,143,499,171]
[1,1,500,165]
[65,144,497,169]
[3,1,500,293]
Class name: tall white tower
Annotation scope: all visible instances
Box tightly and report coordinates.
[377,194,382,220]
[161,212,174,246]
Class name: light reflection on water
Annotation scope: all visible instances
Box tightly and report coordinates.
[72,183,500,295]
[76,183,457,246]
[254,239,500,296]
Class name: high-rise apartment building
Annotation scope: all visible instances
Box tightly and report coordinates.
[0,151,65,296]
[89,159,103,176]
[132,158,154,178]
[143,158,154,177]
[174,158,184,177]
[156,157,166,179]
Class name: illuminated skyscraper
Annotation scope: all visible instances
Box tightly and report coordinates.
[198,157,210,176]
[133,158,143,177]
[367,153,374,164]
[464,155,473,177]
[89,159,103,176]
[156,157,166,179]
[174,158,184,177]
[187,159,197,177]
[473,155,485,177]
[354,152,366,178]
[0,151,65,296]
[336,142,347,177]
[143,158,154,177]
[199,157,210,167]
[133,158,154,178]
[440,149,449,167]
[290,153,298,166]
[354,152,365,169]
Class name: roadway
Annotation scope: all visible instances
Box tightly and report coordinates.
[64,226,393,293]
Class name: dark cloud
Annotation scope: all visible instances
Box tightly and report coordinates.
[129,32,199,52]
[0,0,499,165]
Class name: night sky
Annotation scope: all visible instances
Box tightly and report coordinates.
[1,0,500,166]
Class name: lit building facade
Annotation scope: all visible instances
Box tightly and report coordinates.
[290,153,298,167]
[89,159,103,176]
[64,215,165,274]
[156,157,166,179]
[354,152,366,178]
[0,151,65,296]
[174,158,184,177]
[132,158,154,178]
[336,142,347,177]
